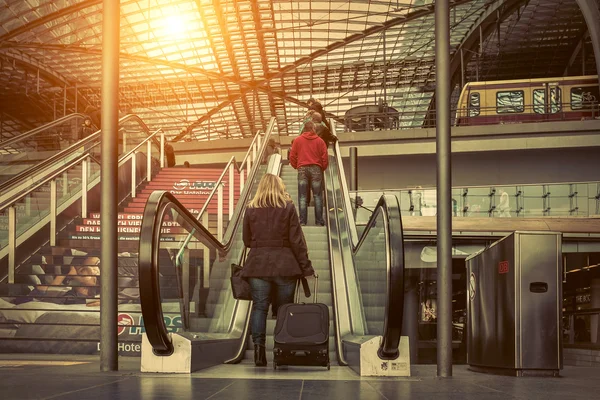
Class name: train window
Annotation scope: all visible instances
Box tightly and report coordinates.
[533,88,562,114]
[468,92,480,117]
[496,91,524,114]
[571,86,600,110]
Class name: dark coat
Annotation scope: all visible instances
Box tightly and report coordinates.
[242,201,314,278]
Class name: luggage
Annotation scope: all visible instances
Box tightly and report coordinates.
[272,275,330,370]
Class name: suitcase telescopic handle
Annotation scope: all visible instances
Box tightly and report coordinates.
[296,274,319,303]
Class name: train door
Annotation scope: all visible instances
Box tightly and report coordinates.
[532,82,561,121]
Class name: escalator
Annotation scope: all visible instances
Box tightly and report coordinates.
[0,113,89,184]
[0,114,163,282]
[139,121,406,375]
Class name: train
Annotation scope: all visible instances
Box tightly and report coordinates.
[455,75,600,126]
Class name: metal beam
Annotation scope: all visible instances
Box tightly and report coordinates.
[564,30,590,76]
[1,0,475,136]
[435,0,453,378]
[0,0,102,42]
[100,0,119,372]
[575,0,600,87]
[250,0,279,131]
[423,0,527,127]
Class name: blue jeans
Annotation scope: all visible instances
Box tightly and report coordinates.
[249,277,297,346]
[298,165,324,225]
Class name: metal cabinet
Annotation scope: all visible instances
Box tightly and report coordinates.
[466,231,562,376]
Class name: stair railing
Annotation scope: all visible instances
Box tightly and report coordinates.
[139,117,276,354]
[0,114,161,206]
[0,113,88,155]
[0,126,164,284]
[325,120,405,364]
[174,117,276,328]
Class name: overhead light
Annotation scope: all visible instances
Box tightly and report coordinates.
[348,96,359,102]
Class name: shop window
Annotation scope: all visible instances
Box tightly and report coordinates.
[496,90,524,114]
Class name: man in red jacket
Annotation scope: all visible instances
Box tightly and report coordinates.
[289,121,328,226]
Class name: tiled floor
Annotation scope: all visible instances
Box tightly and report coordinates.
[0,355,598,400]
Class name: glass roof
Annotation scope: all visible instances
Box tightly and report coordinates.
[0,0,596,141]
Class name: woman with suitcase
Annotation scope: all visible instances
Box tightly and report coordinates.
[242,173,315,367]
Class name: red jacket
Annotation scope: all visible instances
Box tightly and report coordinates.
[289,131,328,171]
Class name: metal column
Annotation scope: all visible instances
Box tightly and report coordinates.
[435,0,453,377]
[100,0,120,372]
[349,147,358,191]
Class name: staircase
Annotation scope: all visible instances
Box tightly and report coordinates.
[1,165,240,355]
[59,166,239,252]
[241,164,336,365]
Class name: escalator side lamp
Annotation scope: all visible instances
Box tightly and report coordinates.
[498,261,509,274]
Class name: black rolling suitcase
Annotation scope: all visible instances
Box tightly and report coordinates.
[273,275,330,370]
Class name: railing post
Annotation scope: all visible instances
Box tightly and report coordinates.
[228,163,234,220]
[240,170,245,193]
[82,158,88,219]
[50,179,57,246]
[160,131,165,168]
[62,172,68,197]
[8,206,16,284]
[131,153,137,198]
[147,140,152,182]
[122,131,127,154]
[182,247,190,329]
[217,183,223,241]
[202,212,210,289]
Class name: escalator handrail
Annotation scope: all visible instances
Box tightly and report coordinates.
[139,120,275,355]
[139,191,224,355]
[0,113,88,150]
[0,114,158,195]
[174,117,276,268]
[198,117,275,220]
[0,128,163,211]
[330,120,405,360]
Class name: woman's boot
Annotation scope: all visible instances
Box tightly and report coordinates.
[254,344,267,367]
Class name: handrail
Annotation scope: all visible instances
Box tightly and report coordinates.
[330,120,405,360]
[0,128,162,211]
[139,119,274,354]
[354,195,405,359]
[175,117,275,265]
[139,191,223,355]
[0,114,157,194]
[0,113,88,149]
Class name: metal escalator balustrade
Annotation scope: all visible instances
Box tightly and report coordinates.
[0,113,89,174]
[0,114,161,206]
[0,116,165,284]
[138,118,276,366]
[324,120,406,371]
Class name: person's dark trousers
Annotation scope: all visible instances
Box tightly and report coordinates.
[249,277,297,346]
[298,165,325,225]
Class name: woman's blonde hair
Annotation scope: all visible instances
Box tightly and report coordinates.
[248,173,290,208]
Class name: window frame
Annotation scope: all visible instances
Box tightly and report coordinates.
[496,90,525,114]
[468,92,480,117]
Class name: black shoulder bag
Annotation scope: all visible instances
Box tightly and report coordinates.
[230,247,252,300]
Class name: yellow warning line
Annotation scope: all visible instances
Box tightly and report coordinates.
[0,361,90,366]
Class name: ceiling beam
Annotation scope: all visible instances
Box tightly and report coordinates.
[575,0,600,87]
[423,0,528,127]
